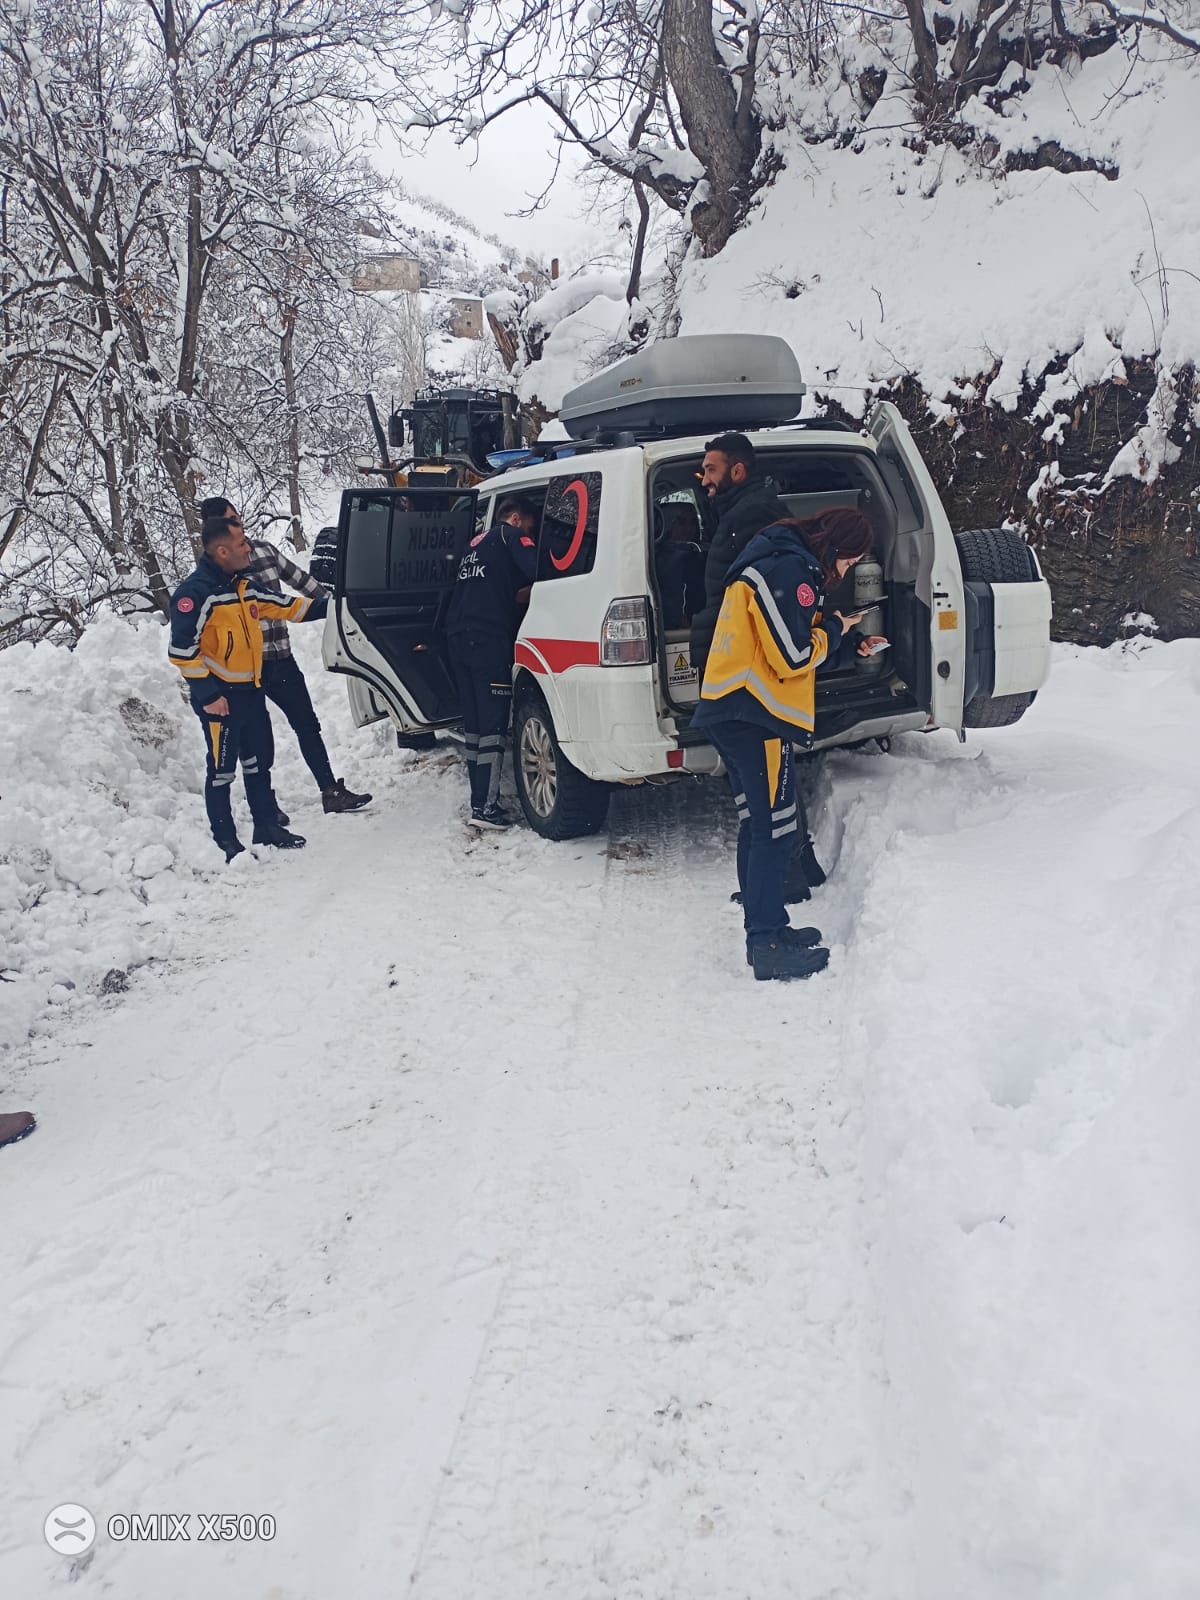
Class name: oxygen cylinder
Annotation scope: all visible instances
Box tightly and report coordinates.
[853,560,886,674]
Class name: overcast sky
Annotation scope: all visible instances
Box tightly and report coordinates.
[369,104,603,264]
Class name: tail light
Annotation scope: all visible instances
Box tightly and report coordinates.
[601,596,652,665]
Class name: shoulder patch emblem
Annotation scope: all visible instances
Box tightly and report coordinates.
[470,531,487,547]
[797,583,816,608]
[520,536,535,547]
[176,596,194,613]
[249,603,259,619]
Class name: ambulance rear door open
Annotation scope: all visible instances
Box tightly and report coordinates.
[324,485,478,730]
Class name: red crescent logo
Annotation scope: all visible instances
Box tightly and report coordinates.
[797,583,816,607]
[549,480,589,573]
[176,596,194,613]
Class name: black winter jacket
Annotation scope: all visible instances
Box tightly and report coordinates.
[688,475,790,674]
[446,520,538,644]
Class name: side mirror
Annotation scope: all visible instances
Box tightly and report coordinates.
[388,412,405,448]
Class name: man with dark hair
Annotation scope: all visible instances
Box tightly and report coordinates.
[445,494,539,828]
[199,498,371,822]
[687,436,827,903]
[688,434,789,679]
[169,515,326,859]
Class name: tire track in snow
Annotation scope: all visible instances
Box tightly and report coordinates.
[409,779,890,1600]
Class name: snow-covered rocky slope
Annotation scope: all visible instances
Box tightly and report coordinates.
[680,44,1200,446]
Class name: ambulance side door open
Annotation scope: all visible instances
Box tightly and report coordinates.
[325,486,478,729]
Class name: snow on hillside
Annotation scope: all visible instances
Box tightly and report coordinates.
[0,614,401,1050]
[2,622,1200,1596]
[677,42,1200,481]
[357,183,526,395]
[388,182,512,286]
[497,268,631,411]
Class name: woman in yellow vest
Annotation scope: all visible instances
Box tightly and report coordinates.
[691,509,878,980]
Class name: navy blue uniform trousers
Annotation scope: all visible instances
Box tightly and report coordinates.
[705,720,799,942]
[260,656,336,793]
[193,689,275,843]
[447,632,514,811]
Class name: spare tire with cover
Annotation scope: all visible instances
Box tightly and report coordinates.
[955,527,1041,729]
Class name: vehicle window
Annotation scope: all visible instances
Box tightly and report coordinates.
[388,494,475,591]
[412,411,444,459]
[537,472,601,582]
[342,491,477,593]
[343,496,390,591]
[470,406,505,465]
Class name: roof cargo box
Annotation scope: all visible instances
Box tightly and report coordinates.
[559,334,806,441]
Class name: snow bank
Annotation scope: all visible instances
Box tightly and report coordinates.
[677,43,1200,480]
[0,611,397,1050]
[838,637,1200,1593]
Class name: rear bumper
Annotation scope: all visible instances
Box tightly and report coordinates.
[559,718,726,782]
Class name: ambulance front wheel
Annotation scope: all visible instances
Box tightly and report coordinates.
[513,690,611,840]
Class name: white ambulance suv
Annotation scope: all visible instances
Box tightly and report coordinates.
[322,335,1052,839]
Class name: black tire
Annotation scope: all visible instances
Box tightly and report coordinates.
[954,527,1039,729]
[955,526,1039,585]
[309,525,339,588]
[961,692,1032,728]
[513,690,611,840]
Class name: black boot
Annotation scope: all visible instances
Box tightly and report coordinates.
[267,790,289,827]
[746,925,822,966]
[217,836,245,863]
[748,937,830,981]
[322,778,372,814]
[469,803,516,830]
[252,824,307,849]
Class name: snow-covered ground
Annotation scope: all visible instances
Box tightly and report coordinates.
[3,621,1199,1597]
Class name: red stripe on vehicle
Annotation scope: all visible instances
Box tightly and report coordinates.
[514,641,547,675]
[524,637,601,673]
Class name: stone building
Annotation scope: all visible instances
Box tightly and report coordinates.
[448,297,484,340]
[352,253,420,293]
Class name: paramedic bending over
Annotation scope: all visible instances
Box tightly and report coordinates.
[690,508,880,981]
[445,494,539,830]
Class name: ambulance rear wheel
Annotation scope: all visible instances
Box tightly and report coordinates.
[514,691,611,840]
